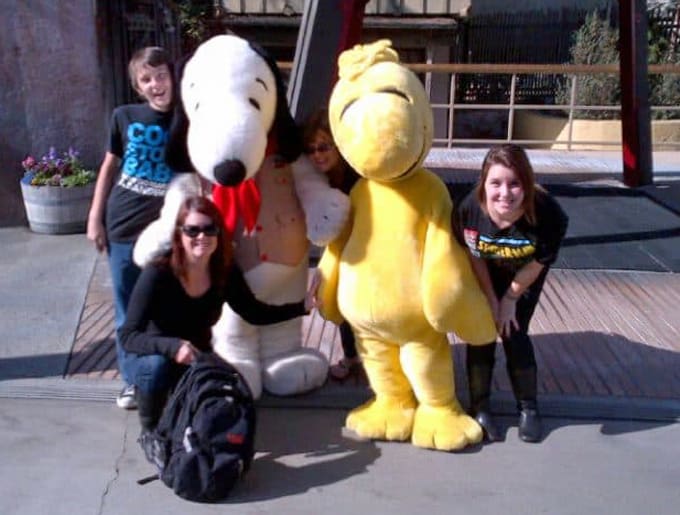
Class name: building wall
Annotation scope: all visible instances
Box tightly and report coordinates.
[470,0,615,15]
[0,0,108,227]
[221,1,471,15]
[219,1,620,16]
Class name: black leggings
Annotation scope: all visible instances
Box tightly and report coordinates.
[339,320,357,359]
[467,269,549,397]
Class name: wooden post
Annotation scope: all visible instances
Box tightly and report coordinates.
[619,0,653,187]
[287,0,368,124]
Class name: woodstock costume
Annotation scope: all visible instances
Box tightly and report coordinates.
[134,34,350,399]
[316,40,497,451]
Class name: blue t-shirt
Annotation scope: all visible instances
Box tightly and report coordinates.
[105,103,177,242]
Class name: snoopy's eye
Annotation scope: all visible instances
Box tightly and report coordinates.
[194,102,200,112]
[249,98,261,110]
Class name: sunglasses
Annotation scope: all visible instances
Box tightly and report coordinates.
[305,142,334,155]
[180,223,219,238]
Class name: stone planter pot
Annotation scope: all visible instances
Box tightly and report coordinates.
[513,111,680,150]
[20,180,95,234]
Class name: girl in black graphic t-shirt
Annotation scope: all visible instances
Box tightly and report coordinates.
[455,145,568,443]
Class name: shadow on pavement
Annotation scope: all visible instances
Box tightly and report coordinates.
[224,408,381,503]
[482,416,671,445]
[528,331,680,402]
[0,345,115,381]
[0,353,71,380]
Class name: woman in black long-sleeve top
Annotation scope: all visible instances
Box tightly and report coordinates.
[120,196,310,461]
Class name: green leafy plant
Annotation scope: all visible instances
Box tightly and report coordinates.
[647,8,680,120]
[556,10,680,120]
[556,12,621,119]
[21,147,96,188]
[172,0,215,51]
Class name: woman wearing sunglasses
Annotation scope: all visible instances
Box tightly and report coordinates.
[303,108,362,381]
[119,195,313,461]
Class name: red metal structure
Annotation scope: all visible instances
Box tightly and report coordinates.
[619,0,653,186]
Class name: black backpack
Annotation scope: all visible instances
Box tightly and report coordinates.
[145,353,256,502]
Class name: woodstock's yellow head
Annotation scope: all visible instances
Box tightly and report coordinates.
[329,40,433,182]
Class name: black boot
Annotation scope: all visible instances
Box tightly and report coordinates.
[136,390,165,464]
[518,400,543,443]
[508,367,543,443]
[467,344,502,443]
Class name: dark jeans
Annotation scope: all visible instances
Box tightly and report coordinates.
[108,241,141,385]
[127,352,187,395]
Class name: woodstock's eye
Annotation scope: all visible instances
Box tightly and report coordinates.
[249,98,261,110]
[340,98,358,119]
[378,87,410,102]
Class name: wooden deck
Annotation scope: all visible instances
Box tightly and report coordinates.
[66,254,680,402]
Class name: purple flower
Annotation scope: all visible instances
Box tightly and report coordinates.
[20,146,95,187]
[21,156,37,171]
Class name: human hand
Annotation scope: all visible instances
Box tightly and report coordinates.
[306,269,323,311]
[487,295,500,324]
[174,340,197,365]
[87,218,107,253]
[497,295,519,338]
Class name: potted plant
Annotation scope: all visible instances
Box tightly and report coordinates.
[20,147,97,234]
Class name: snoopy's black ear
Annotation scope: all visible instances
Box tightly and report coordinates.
[166,53,195,172]
[249,41,304,163]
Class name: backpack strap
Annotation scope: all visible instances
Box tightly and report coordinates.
[137,473,159,486]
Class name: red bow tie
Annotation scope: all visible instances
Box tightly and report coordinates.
[211,138,278,238]
[212,179,261,238]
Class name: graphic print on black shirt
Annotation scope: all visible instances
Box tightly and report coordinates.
[105,104,177,242]
[456,188,569,286]
[463,226,536,276]
[118,119,173,196]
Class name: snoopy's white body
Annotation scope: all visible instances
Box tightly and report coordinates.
[134,35,349,398]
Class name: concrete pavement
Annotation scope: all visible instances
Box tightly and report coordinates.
[0,229,96,380]
[1,398,679,515]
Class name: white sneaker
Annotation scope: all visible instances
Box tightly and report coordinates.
[116,384,137,409]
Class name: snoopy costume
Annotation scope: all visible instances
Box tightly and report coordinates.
[134,35,350,398]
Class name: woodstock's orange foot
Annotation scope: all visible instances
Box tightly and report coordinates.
[411,403,483,451]
[346,397,417,441]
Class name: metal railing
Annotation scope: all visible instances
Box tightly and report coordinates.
[410,63,680,150]
[282,62,680,150]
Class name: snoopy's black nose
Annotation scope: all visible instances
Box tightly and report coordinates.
[214,159,246,186]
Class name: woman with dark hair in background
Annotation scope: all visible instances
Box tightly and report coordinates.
[303,108,362,381]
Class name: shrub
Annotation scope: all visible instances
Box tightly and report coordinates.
[556,10,680,120]
[556,12,621,119]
